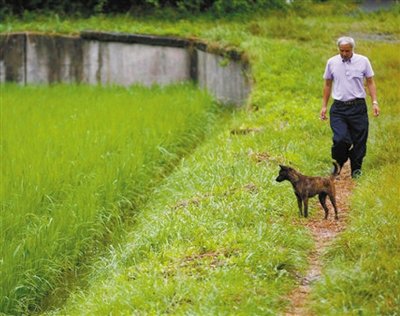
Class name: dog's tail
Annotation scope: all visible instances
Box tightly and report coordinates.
[331,160,341,178]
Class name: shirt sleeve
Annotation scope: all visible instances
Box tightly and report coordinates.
[323,60,333,80]
[364,57,375,78]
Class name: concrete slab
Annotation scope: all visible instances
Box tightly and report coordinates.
[197,49,251,105]
[0,33,26,83]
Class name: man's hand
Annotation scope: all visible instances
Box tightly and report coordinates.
[321,79,332,120]
[320,106,328,120]
[373,104,380,117]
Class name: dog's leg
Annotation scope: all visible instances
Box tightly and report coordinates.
[303,197,309,218]
[328,194,339,220]
[295,193,303,217]
[318,193,330,220]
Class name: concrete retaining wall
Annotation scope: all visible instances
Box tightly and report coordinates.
[0,32,251,105]
[0,34,26,83]
[26,35,84,84]
[197,49,250,105]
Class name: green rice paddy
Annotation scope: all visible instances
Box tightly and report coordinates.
[0,83,221,313]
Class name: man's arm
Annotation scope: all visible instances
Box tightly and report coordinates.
[366,76,380,117]
[320,79,332,120]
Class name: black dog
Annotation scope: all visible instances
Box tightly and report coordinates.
[276,163,339,220]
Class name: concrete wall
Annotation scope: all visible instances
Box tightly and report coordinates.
[26,35,84,84]
[0,34,26,83]
[197,49,251,106]
[0,32,251,105]
[83,41,191,86]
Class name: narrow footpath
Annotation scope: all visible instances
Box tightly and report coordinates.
[285,162,355,315]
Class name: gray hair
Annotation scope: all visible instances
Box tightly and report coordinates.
[337,36,356,48]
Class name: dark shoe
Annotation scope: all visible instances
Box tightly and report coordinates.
[352,169,362,179]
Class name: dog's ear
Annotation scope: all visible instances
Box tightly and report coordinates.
[279,165,289,170]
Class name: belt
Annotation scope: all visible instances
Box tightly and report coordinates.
[334,98,365,106]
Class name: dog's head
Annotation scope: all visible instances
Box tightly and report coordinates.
[276,165,298,182]
[276,165,290,182]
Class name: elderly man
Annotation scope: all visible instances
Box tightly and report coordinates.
[320,36,380,178]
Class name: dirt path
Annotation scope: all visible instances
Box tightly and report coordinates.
[284,162,355,315]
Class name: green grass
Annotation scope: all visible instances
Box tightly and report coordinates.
[0,83,221,314]
[1,3,399,43]
[45,108,315,315]
[1,4,400,315]
[310,166,400,315]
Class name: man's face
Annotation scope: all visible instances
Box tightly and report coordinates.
[339,43,353,61]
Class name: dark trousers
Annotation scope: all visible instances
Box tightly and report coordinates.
[329,99,369,172]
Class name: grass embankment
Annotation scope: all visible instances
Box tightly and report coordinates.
[0,83,221,314]
[1,4,399,41]
[2,4,400,315]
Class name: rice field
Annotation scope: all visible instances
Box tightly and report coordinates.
[0,83,220,314]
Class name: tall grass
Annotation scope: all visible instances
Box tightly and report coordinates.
[46,105,315,315]
[310,167,400,315]
[0,83,220,314]
[1,3,399,40]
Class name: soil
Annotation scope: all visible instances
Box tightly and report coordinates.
[284,161,355,315]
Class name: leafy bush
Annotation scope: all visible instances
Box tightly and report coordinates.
[2,0,289,16]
